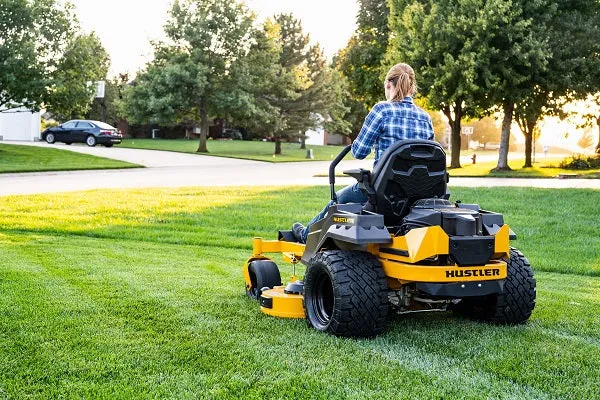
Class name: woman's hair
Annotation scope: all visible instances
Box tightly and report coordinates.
[385,63,417,102]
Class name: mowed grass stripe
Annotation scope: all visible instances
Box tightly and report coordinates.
[1,186,599,398]
[2,233,600,398]
[0,186,598,275]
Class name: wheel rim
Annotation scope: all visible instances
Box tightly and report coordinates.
[87,136,95,146]
[46,134,54,143]
[310,269,334,327]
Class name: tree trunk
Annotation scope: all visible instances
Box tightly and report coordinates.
[274,139,282,155]
[495,102,513,171]
[197,97,209,153]
[300,135,306,149]
[443,103,462,169]
[596,117,600,154]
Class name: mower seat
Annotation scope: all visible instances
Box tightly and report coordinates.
[348,140,449,226]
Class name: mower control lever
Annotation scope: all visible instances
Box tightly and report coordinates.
[329,145,352,203]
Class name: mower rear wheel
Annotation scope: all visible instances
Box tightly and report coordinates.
[455,247,536,324]
[304,250,388,337]
[246,260,282,300]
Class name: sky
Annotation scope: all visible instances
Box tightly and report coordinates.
[68,0,359,76]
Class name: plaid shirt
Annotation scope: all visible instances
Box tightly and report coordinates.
[351,97,434,166]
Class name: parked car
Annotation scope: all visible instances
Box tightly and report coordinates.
[41,120,123,147]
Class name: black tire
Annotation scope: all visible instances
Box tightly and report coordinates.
[65,142,72,145]
[454,248,536,324]
[103,143,113,148]
[86,135,97,147]
[45,133,55,144]
[246,260,281,300]
[304,250,388,337]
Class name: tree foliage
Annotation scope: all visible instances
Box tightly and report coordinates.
[388,0,502,167]
[512,0,600,167]
[45,33,110,120]
[337,0,389,107]
[122,0,255,152]
[0,0,108,118]
[0,0,73,110]
[255,14,347,154]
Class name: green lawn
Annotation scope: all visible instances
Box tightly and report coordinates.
[0,144,141,173]
[119,138,352,162]
[450,157,600,178]
[0,186,599,398]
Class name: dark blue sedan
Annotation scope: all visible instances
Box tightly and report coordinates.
[41,120,123,147]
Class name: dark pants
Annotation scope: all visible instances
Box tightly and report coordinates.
[301,182,368,242]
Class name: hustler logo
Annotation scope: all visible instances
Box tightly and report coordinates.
[445,269,500,278]
[333,217,355,224]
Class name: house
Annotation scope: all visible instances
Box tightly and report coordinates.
[0,107,41,141]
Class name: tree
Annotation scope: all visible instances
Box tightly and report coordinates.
[572,93,600,153]
[122,0,255,153]
[247,14,342,155]
[479,0,553,171]
[0,0,74,110]
[87,73,129,124]
[388,0,499,168]
[45,33,110,120]
[513,0,600,167]
[338,0,390,107]
[470,117,501,146]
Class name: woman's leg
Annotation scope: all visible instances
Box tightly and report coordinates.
[298,182,367,243]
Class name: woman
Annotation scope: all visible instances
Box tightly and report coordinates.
[292,63,434,243]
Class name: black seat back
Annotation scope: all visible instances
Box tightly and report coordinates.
[368,140,448,225]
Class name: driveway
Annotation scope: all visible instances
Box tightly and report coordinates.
[1,141,598,196]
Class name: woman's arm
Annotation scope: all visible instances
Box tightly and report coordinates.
[351,104,383,159]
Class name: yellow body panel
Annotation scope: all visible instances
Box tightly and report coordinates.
[247,225,511,287]
[494,225,511,257]
[380,259,507,282]
[260,286,305,318]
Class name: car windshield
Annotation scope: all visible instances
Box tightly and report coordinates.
[94,121,116,130]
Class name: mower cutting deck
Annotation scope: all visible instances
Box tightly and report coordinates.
[243,140,536,337]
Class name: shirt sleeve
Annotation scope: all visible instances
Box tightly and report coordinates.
[425,113,434,140]
[352,104,383,159]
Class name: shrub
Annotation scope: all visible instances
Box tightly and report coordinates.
[559,154,600,169]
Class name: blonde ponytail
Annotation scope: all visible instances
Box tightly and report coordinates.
[385,63,416,102]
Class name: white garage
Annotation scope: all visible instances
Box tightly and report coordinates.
[0,107,41,141]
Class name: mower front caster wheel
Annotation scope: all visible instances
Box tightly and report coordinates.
[304,250,388,338]
[246,260,282,300]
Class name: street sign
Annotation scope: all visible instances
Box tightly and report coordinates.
[461,126,474,135]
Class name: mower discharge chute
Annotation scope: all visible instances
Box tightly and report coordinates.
[243,140,536,337]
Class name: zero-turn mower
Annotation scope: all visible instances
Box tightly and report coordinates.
[243,140,536,337]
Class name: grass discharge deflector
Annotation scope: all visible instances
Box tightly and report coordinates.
[243,140,536,337]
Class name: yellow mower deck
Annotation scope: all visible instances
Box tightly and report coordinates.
[243,224,511,319]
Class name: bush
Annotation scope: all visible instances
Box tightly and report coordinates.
[559,154,600,169]
[41,119,59,132]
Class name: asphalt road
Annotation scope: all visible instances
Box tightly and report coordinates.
[1,141,598,196]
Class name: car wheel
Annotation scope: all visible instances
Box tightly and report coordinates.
[45,133,55,144]
[65,142,72,145]
[103,144,113,148]
[86,135,97,147]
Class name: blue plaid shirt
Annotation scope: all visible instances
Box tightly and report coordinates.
[351,97,434,166]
